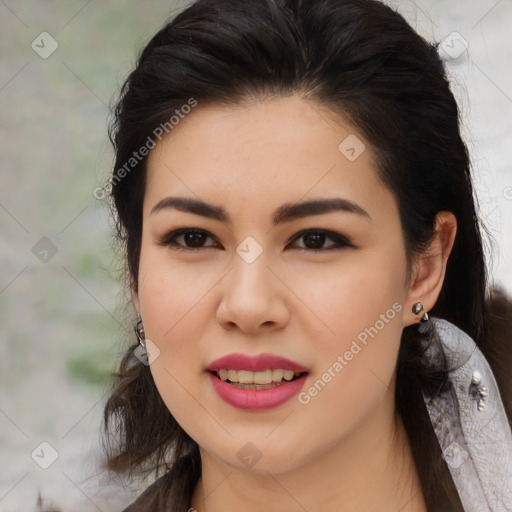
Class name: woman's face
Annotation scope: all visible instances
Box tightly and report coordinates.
[135,94,414,473]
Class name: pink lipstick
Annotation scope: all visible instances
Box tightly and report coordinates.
[206,353,309,411]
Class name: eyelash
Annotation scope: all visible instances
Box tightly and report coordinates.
[157,228,354,252]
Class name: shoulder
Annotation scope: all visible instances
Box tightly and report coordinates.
[121,453,199,512]
[121,471,175,512]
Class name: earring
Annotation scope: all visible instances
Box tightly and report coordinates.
[135,312,146,350]
[412,302,429,323]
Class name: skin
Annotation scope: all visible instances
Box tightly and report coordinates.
[132,94,457,512]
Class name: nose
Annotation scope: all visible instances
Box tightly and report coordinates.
[216,253,290,334]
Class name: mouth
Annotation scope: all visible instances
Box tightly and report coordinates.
[209,369,309,390]
[206,353,310,409]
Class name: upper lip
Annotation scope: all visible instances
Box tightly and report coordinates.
[206,353,309,373]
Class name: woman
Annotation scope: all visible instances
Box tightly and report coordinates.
[102,1,512,511]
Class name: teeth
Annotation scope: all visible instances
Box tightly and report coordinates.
[216,368,302,384]
[272,369,284,381]
[282,370,295,381]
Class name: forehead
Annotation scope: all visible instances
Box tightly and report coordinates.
[144,95,396,224]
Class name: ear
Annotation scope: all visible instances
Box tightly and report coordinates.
[403,211,457,327]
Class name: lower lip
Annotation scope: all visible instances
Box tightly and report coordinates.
[207,372,308,411]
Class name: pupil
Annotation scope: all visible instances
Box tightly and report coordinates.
[185,232,206,247]
[305,233,324,249]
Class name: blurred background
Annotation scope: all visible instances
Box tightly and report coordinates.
[0,1,510,510]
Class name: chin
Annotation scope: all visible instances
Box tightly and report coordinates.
[210,440,311,475]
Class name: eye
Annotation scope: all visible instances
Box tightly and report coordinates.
[157,228,220,250]
[157,228,354,252]
[287,229,354,251]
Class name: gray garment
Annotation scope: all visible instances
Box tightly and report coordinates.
[424,318,512,511]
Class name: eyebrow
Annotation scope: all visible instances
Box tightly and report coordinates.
[150,196,371,224]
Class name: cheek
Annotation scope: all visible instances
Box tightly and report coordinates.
[138,262,212,429]
[290,250,406,422]
[289,247,406,352]
[292,269,405,460]
[139,275,213,369]
[137,244,219,342]
[136,250,215,403]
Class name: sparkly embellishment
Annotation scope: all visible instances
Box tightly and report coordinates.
[469,370,488,411]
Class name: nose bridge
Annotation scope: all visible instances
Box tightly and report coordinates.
[228,246,274,305]
[217,243,289,332]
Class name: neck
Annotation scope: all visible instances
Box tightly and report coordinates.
[190,386,427,512]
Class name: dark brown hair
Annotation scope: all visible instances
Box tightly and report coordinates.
[102,1,512,510]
